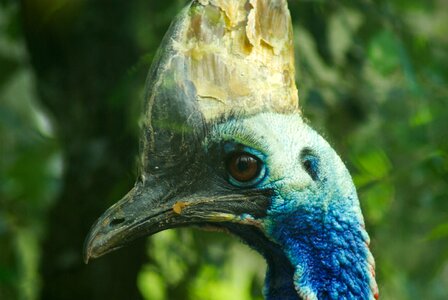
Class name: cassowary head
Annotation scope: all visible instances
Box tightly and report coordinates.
[84,0,378,299]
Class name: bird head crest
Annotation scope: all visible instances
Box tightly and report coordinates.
[144,0,299,120]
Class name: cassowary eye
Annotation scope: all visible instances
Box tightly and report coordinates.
[226,152,262,185]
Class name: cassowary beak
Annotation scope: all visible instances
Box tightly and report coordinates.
[83,180,268,263]
[85,0,292,264]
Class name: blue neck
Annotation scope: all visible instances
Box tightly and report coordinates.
[224,195,375,299]
[266,199,374,299]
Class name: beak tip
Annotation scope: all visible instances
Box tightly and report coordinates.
[83,247,91,264]
[83,230,98,264]
[82,229,121,264]
[83,241,92,264]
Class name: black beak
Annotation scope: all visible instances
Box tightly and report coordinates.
[83,178,269,263]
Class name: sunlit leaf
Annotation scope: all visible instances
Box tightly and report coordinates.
[427,223,448,241]
[410,105,432,127]
[138,267,166,300]
[361,182,394,224]
[352,148,391,187]
[328,8,362,65]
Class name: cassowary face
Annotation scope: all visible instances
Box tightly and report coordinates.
[85,112,376,299]
[85,112,340,258]
[84,0,378,297]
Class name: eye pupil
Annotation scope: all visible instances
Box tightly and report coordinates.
[227,152,260,183]
[236,156,250,171]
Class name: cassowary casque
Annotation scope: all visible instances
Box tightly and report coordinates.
[84,0,379,299]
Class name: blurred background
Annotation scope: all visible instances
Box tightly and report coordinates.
[1,0,447,299]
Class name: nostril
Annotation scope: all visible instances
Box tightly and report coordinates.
[300,148,319,181]
[109,218,126,227]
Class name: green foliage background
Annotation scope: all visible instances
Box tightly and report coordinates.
[1,0,447,299]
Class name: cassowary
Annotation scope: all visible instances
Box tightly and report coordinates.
[84,0,379,299]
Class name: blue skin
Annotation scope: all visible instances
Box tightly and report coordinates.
[208,113,377,300]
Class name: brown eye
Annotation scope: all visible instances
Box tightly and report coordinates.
[226,152,261,183]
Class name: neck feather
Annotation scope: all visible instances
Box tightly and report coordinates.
[266,200,378,299]
[224,195,378,300]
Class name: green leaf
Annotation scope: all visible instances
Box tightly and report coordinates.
[353,148,391,187]
[138,267,166,300]
[368,30,401,75]
[362,182,394,224]
[427,223,448,241]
